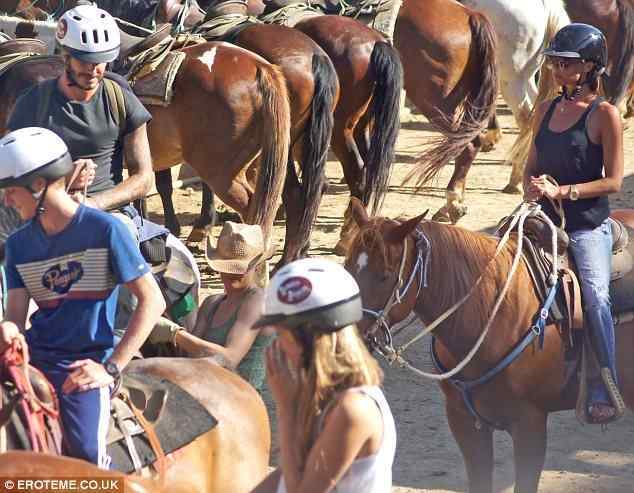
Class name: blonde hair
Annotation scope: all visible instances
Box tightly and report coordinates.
[294,324,383,464]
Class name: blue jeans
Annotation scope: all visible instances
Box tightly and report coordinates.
[568,219,617,405]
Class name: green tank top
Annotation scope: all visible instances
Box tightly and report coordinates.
[203,290,272,392]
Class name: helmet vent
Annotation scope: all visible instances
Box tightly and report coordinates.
[81,31,87,44]
[72,15,82,21]
[104,30,109,42]
[92,29,99,43]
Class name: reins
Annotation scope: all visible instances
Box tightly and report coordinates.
[366,200,562,381]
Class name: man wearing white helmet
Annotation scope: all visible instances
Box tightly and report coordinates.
[251,258,396,493]
[7,3,153,216]
[0,128,165,467]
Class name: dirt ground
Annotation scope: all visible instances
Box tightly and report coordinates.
[145,99,634,493]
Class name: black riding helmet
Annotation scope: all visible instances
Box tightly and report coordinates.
[544,23,607,98]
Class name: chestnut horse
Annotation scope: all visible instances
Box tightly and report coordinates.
[249,2,403,253]
[564,0,634,110]
[1,357,271,492]
[344,198,633,493]
[0,43,291,254]
[159,5,339,263]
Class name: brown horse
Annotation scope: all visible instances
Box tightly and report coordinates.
[564,0,634,110]
[344,198,633,493]
[157,2,339,263]
[394,0,498,224]
[1,357,271,492]
[0,452,173,492]
[0,42,291,254]
[249,2,404,254]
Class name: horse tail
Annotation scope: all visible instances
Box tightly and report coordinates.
[608,0,634,105]
[504,5,563,188]
[294,52,338,248]
[252,63,291,229]
[405,11,497,188]
[364,41,403,214]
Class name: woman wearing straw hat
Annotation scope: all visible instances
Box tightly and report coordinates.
[148,221,273,392]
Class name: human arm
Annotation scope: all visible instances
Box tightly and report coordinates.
[87,124,154,210]
[62,272,165,393]
[0,288,30,352]
[267,340,382,493]
[522,101,550,201]
[171,290,264,368]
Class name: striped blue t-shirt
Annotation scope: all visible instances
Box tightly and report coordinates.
[4,204,149,366]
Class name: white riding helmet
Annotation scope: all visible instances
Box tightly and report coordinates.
[0,128,73,189]
[56,3,120,64]
[255,258,363,333]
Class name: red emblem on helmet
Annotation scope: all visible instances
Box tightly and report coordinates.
[56,19,67,40]
[278,277,312,305]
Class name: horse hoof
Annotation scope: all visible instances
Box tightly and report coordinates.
[502,183,522,195]
[432,206,466,224]
[187,227,207,244]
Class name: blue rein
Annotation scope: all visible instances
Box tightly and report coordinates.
[431,281,560,430]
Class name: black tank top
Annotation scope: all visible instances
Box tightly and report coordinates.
[534,96,608,232]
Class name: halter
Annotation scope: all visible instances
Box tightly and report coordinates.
[362,226,429,357]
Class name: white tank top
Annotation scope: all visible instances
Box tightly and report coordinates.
[276,385,396,493]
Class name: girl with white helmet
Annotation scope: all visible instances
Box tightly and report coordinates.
[0,127,164,467]
[252,258,396,493]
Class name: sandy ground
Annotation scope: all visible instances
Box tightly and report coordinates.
[145,99,634,492]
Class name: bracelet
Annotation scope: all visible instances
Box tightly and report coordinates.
[171,328,182,347]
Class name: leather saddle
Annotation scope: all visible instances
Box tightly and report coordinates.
[0,38,48,58]
[501,215,634,331]
[159,0,206,26]
[106,372,217,474]
[118,23,173,60]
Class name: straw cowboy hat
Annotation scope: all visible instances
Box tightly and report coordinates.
[205,222,265,274]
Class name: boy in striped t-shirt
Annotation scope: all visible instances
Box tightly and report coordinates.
[0,128,165,467]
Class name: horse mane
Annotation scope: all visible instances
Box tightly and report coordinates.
[352,217,530,334]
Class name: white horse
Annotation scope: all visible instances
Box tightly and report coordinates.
[461,0,570,128]
[0,15,57,53]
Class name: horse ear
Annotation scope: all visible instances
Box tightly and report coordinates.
[349,197,369,227]
[387,210,428,243]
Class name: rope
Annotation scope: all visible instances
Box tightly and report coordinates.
[379,200,562,381]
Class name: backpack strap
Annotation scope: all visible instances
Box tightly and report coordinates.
[103,77,127,133]
[35,80,55,126]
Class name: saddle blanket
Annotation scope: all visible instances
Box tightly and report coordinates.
[108,372,217,473]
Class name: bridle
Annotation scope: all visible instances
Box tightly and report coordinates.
[359,201,561,381]
[361,226,430,357]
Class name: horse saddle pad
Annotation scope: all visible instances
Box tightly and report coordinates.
[515,216,634,324]
[107,372,217,473]
[0,38,47,57]
[130,49,186,107]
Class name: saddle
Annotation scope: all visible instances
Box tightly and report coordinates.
[107,372,217,474]
[0,38,48,58]
[159,0,206,27]
[119,24,173,60]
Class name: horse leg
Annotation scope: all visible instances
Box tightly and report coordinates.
[445,400,494,493]
[331,105,370,256]
[432,140,479,224]
[480,113,502,152]
[509,411,548,493]
[188,183,217,243]
[155,169,181,237]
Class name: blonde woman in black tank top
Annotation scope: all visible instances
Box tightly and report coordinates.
[523,24,624,425]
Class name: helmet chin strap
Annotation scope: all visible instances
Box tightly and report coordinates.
[26,183,49,217]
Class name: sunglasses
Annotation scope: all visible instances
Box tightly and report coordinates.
[546,57,585,70]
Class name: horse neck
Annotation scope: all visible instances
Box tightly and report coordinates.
[412,221,537,355]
